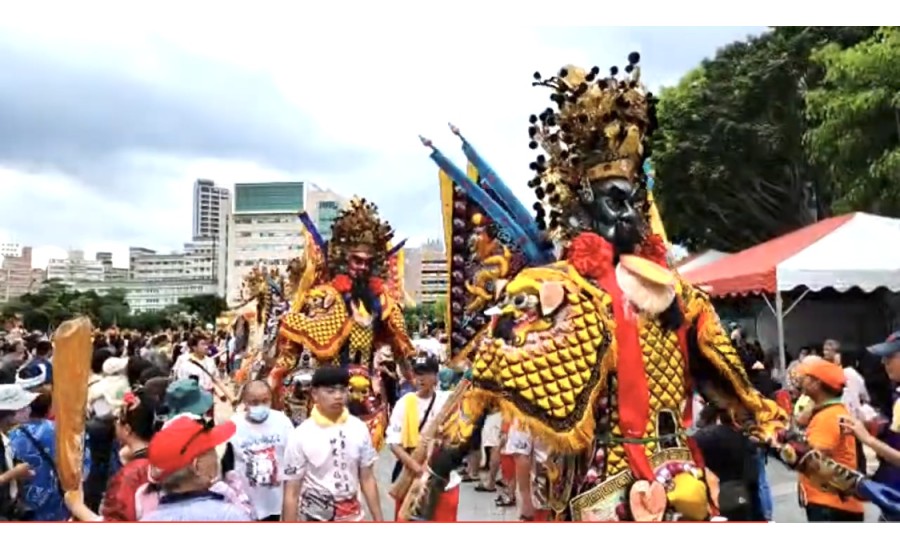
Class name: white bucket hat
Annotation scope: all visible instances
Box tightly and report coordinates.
[0,384,38,411]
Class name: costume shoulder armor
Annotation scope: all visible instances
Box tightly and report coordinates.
[279,283,352,360]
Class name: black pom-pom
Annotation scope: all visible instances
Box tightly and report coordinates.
[585,72,595,83]
[628,51,640,65]
[610,66,619,76]
[549,218,560,230]
[533,201,544,211]
[548,194,560,206]
[527,177,542,188]
[529,161,539,171]
[550,93,562,104]
[533,71,542,80]
[577,83,588,94]
[546,183,556,194]
[528,141,538,150]
[528,126,538,137]
[548,133,559,143]
[529,114,538,124]
[558,67,568,78]
[535,188,546,200]
[590,66,600,75]
[625,64,633,74]
[536,154,546,164]
[536,217,547,231]
[597,79,607,90]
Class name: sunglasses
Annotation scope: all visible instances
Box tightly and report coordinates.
[179,417,216,455]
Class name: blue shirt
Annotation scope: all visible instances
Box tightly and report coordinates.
[9,419,92,521]
[141,491,252,522]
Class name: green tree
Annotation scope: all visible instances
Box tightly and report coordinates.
[178,294,228,325]
[653,26,877,252]
[805,27,900,215]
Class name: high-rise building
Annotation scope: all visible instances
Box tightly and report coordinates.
[192,179,230,240]
[306,184,350,241]
[226,182,306,304]
[404,239,447,305]
[0,246,40,302]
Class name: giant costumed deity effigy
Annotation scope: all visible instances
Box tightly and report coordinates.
[265,198,415,449]
[404,53,900,521]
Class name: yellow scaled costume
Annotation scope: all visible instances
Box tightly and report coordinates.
[409,53,789,522]
[268,198,415,449]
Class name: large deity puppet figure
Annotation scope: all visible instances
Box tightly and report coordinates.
[268,198,415,447]
[407,53,900,522]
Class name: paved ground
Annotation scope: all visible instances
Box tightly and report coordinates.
[375,450,881,522]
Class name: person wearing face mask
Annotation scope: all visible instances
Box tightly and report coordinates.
[228,380,293,521]
[140,416,251,521]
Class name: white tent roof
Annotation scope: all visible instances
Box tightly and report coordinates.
[777,212,900,292]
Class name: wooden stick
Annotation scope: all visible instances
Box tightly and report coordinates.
[52,317,93,496]
[389,379,470,501]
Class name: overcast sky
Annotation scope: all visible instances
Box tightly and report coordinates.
[0,5,764,268]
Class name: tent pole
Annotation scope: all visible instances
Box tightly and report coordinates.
[775,291,787,382]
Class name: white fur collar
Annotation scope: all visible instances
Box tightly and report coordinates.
[615,263,676,316]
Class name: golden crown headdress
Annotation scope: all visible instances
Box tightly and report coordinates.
[526,52,657,237]
[328,197,394,274]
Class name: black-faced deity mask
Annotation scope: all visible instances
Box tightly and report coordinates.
[583,178,645,255]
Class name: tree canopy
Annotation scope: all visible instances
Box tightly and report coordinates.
[805,27,900,215]
[653,26,881,252]
[1,280,227,333]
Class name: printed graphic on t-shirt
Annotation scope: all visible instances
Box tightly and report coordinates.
[240,435,282,487]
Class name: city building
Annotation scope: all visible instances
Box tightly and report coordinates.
[129,244,215,282]
[226,181,306,304]
[306,183,350,241]
[403,239,447,305]
[96,251,129,282]
[46,250,105,284]
[72,279,218,313]
[0,243,22,257]
[0,246,41,302]
[192,179,230,240]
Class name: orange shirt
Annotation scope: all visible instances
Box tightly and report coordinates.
[799,402,865,514]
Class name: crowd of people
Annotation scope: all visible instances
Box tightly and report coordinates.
[1,321,899,522]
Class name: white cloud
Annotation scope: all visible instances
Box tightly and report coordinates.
[0,5,764,267]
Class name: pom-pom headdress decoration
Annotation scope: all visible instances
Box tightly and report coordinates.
[527,52,658,242]
[328,197,394,278]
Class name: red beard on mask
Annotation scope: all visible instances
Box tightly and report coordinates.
[331,274,385,296]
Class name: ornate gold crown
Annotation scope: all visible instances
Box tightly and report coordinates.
[328,197,394,274]
[526,52,657,236]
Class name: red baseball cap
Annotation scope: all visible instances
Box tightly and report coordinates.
[148,416,235,480]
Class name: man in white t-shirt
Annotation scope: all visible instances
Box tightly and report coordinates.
[174,335,234,403]
[281,368,383,522]
[387,354,449,482]
[229,380,294,521]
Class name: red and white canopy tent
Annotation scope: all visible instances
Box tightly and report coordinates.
[684,212,900,370]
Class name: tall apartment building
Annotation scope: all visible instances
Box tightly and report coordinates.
[404,239,447,305]
[306,183,350,241]
[0,245,41,302]
[46,250,106,283]
[192,179,230,239]
[226,182,306,304]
